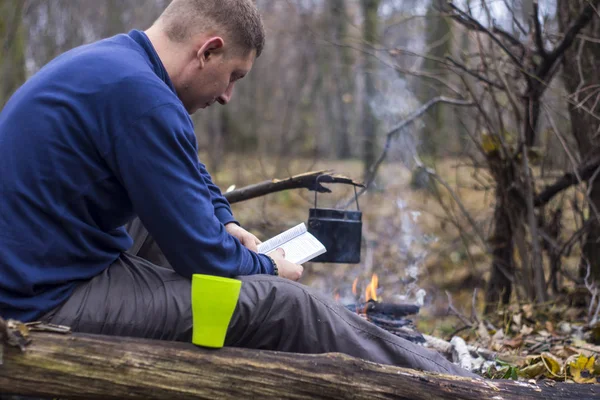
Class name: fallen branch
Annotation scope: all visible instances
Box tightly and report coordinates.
[451,336,473,371]
[423,334,498,363]
[224,170,363,205]
[1,330,597,399]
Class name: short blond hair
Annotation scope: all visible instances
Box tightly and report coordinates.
[158,0,265,57]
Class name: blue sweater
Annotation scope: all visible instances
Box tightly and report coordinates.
[0,30,273,322]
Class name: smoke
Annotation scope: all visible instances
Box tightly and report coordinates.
[392,199,436,306]
[363,59,432,306]
[367,54,424,169]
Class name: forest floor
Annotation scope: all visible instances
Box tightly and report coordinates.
[207,154,600,383]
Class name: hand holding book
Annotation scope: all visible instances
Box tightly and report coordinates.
[267,248,304,281]
[257,223,327,265]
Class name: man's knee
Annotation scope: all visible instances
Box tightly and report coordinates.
[226,276,315,346]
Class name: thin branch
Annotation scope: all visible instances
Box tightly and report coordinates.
[518,97,547,303]
[446,291,473,327]
[424,164,491,253]
[501,0,528,36]
[542,104,600,226]
[446,56,506,91]
[536,0,600,79]
[471,288,481,325]
[448,2,524,69]
[325,40,464,96]
[224,170,362,204]
[495,58,523,126]
[584,262,600,325]
[532,0,547,58]
[560,219,594,256]
[357,97,473,198]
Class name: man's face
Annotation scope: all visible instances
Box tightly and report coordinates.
[178,39,255,114]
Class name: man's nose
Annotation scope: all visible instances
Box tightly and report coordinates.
[218,83,234,105]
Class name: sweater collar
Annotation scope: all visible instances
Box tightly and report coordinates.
[128,29,176,94]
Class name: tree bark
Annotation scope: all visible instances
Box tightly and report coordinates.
[361,0,380,180]
[330,0,353,159]
[0,0,26,107]
[223,170,362,205]
[484,189,515,313]
[558,0,600,281]
[1,331,597,400]
[419,0,453,157]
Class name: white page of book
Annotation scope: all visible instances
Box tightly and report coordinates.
[257,223,307,255]
[257,223,326,264]
[274,231,326,264]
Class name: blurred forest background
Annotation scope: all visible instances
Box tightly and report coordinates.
[1,0,600,337]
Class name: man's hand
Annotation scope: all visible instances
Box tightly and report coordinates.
[269,248,303,281]
[225,223,261,252]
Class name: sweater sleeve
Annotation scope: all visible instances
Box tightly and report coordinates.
[196,160,238,226]
[110,103,273,278]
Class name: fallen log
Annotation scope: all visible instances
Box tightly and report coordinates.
[1,331,598,400]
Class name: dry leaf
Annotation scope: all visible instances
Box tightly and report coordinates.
[503,336,524,349]
[545,321,555,335]
[540,352,562,377]
[513,313,522,328]
[478,321,491,346]
[492,329,504,341]
[520,325,534,335]
[555,346,579,359]
[568,354,598,384]
[558,322,572,335]
[520,361,545,379]
[481,132,501,154]
[522,304,534,319]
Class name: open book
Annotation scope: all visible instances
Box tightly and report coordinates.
[257,223,326,265]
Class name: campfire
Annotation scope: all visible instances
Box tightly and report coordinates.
[344,274,424,343]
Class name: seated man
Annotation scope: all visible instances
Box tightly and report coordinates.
[0,0,473,377]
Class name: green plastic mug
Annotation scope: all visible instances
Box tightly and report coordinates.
[191,274,242,348]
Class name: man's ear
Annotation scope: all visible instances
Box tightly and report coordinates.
[197,37,225,69]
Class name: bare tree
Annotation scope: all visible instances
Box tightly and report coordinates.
[558,0,600,282]
[361,0,381,179]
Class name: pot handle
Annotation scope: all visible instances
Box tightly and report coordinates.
[314,174,360,211]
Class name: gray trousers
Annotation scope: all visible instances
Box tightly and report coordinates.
[43,218,474,377]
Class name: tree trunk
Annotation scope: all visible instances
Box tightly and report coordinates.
[1,331,597,400]
[330,0,353,159]
[0,0,26,107]
[104,0,125,38]
[485,189,515,313]
[361,0,380,180]
[558,0,600,281]
[418,0,453,157]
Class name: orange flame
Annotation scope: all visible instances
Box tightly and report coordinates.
[352,278,359,297]
[365,274,379,302]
